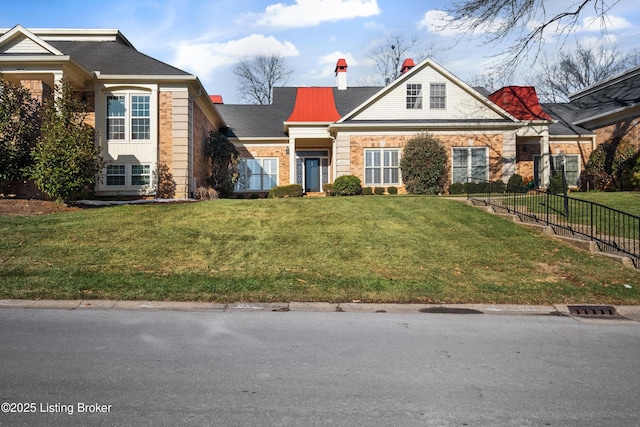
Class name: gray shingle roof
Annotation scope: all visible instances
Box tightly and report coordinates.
[217,86,381,138]
[567,66,640,124]
[49,40,190,76]
[541,103,593,136]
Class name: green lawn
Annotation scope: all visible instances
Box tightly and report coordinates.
[570,191,640,214]
[1,196,639,304]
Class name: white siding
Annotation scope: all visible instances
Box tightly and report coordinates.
[352,66,505,121]
[1,36,50,54]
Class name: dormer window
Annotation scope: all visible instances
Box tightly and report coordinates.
[406,84,422,109]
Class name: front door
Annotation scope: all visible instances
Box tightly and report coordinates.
[304,158,320,192]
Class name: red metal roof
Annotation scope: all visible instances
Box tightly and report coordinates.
[209,94,223,104]
[286,87,342,122]
[488,86,553,121]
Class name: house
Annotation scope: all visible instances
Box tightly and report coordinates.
[218,57,590,194]
[0,25,224,199]
[542,66,640,188]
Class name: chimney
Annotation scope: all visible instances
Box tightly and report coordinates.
[335,58,348,90]
[401,58,415,75]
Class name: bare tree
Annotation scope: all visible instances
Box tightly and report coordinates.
[531,42,640,102]
[370,34,431,85]
[443,0,623,68]
[234,54,293,105]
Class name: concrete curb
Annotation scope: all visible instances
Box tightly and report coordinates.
[2,299,638,320]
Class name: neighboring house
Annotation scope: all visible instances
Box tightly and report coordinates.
[0,25,224,199]
[542,66,640,187]
[218,58,579,194]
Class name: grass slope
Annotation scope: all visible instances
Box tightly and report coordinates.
[1,197,638,304]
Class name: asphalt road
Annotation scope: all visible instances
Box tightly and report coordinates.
[1,308,639,426]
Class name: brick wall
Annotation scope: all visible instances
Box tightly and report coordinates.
[594,117,640,147]
[236,145,290,186]
[19,80,51,104]
[192,102,218,188]
[349,133,505,190]
[158,91,173,173]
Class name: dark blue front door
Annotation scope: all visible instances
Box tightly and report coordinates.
[305,158,320,192]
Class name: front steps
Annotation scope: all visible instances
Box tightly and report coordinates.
[469,202,638,269]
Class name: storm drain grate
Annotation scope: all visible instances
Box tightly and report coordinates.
[568,305,619,318]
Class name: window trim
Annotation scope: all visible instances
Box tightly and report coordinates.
[534,154,580,187]
[104,91,152,143]
[406,83,423,109]
[429,83,446,109]
[105,163,153,187]
[364,148,401,186]
[452,147,489,183]
[235,157,279,192]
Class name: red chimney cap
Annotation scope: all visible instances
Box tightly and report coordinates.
[401,58,416,74]
[335,58,348,73]
[209,94,223,104]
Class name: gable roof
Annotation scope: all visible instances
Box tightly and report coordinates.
[488,86,553,121]
[0,25,190,77]
[337,58,518,124]
[0,25,64,55]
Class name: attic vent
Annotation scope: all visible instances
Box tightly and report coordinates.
[568,305,618,317]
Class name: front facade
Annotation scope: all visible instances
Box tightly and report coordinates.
[0,25,224,199]
[219,58,584,194]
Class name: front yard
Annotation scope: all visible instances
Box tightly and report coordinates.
[0,196,638,304]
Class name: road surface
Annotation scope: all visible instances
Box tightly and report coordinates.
[1,307,639,426]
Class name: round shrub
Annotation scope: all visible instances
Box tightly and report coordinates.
[333,175,361,196]
[373,186,385,195]
[322,183,334,196]
[399,133,448,194]
[507,174,527,193]
[268,184,303,198]
[387,186,398,194]
[547,173,566,194]
[362,186,373,195]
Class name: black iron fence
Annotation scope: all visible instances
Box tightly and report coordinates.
[465,179,640,268]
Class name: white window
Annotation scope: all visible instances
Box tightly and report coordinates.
[533,154,580,187]
[365,149,401,186]
[106,165,126,186]
[236,158,278,191]
[131,164,151,186]
[430,83,446,109]
[106,94,151,141]
[106,164,152,187]
[452,147,488,183]
[406,84,422,109]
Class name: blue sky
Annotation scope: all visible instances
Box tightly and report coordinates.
[2,0,639,103]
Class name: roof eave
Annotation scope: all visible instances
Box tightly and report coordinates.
[329,121,526,132]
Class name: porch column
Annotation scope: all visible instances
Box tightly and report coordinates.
[331,137,337,184]
[289,137,296,186]
[539,130,550,188]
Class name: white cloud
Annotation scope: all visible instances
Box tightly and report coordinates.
[575,14,632,32]
[418,10,461,36]
[305,51,359,80]
[248,0,380,29]
[172,34,299,78]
